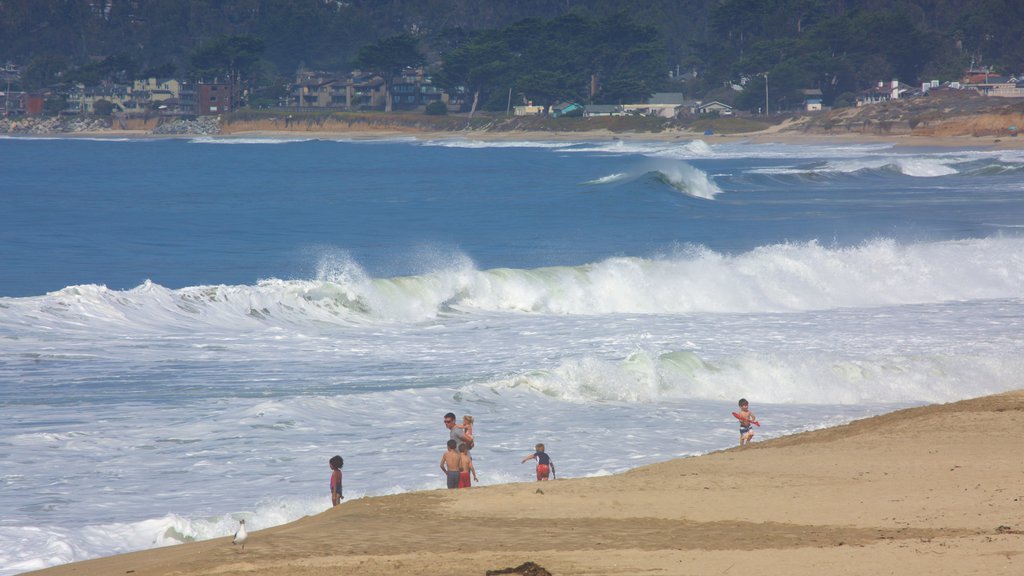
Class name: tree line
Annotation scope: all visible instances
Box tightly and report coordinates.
[2,0,1022,113]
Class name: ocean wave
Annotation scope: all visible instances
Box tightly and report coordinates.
[421,138,573,149]
[584,172,630,184]
[483,347,1024,405]
[187,136,317,145]
[0,498,327,574]
[584,159,722,199]
[749,156,962,178]
[3,237,1023,329]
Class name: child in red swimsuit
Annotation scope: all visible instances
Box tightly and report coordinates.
[521,443,555,481]
[457,444,477,488]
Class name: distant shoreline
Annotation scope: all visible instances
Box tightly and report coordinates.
[7,96,1024,149]
[14,123,1024,150]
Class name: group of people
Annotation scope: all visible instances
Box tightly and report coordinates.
[327,399,758,504]
[441,411,555,489]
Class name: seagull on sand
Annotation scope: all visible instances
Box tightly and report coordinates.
[232,519,248,551]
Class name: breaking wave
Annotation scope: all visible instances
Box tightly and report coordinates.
[3,237,1023,331]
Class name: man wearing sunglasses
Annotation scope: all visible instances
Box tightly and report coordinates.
[444,412,470,451]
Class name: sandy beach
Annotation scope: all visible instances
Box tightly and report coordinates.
[52,112,1024,149]
[29,390,1024,576]
[216,127,1024,149]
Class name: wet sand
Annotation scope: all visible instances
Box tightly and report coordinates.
[30,390,1024,576]
[62,120,1024,149]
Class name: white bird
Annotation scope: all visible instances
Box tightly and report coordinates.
[232,519,248,551]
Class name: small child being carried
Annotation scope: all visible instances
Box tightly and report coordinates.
[453,415,475,450]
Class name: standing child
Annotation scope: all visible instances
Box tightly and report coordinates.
[454,415,475,450]
[737,398,759,446]
[521,443,555,481]
[457,444,478,488]
[329,455,344,506]
[440,439,462,489]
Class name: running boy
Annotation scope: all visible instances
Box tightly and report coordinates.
[521,443,555,481]
[737,398,759,446]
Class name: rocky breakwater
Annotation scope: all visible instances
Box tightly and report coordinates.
[151,116,220,135]
[1,116,111,134]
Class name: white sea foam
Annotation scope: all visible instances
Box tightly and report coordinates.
[652,161,722,198]
[750,156,962,177]
[4,237,1023,332]
[423,138,572,149]
[585,172,630,184]
[488,346,1022,405]
[187,136,316,145]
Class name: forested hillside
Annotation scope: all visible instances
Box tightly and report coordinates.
[2,0,1022,111]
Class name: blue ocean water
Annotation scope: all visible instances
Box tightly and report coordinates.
[2,134,1023,573]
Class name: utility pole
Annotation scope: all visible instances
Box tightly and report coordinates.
[764,72,769,118]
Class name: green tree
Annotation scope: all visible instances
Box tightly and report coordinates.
[424,100,448,115]
[140,62,178,80]
[189,35,266,84]
[21,52,69,89]
[438,34,512,117]
[354,34,424,113]
[93,99,115,116]
[586,13,666,104]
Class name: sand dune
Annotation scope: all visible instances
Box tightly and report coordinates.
[29,391,1024,576]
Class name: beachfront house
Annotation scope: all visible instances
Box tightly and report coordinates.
[197,81,234,115]
[65,83,132,115]
[1,90,26,116]
[514,103,545,116]
[389,67,445,111]
[857,79,913,106]
[620,92,687,118]
[696,101,733,116]
[802,88,824,112]
[552,101,584,117]
[584,104,622,117]
[291,70,416,111]
[961,72,1024,98]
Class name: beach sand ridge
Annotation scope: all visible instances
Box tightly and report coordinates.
[29,391,1024,575]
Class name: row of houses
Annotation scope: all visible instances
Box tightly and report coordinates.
[856,73,1024,107]
[514,94,735,118]
[63,78,236,116]
[2,59,1022,119]
[292,68,446,111]
[1,77,234,118]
